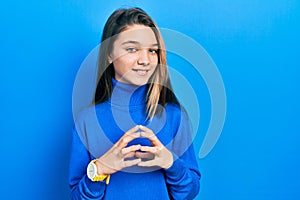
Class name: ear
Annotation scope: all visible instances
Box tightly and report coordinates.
[108,54,113,64]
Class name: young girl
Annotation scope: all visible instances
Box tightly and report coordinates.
[69,7,200,200]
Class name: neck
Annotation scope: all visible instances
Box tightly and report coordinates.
[109,78,147,106]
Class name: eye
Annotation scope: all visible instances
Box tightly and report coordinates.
[149,49,158,54]
[126,47,137,53]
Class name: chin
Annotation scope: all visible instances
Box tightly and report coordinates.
[131,78,149,86]
[131,81,147,86]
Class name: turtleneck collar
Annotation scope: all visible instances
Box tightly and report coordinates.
[109,78,147,106]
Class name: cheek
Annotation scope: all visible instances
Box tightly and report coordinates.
[112,48,132,64]
[113,56,136,73]
[151,57,159,69]
[151,55,159,64]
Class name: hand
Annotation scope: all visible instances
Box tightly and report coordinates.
[95,125,142,175]
[136,125,173,169]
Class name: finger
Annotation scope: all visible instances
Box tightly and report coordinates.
[117,134,139,149]
[139,125,162,146]
[123,152,136,159]
[122,158,141,168]
[138,159,157,167]
[125,125,141,136]
[117,126,141,148]
[116,125,140,143]
[140,146,159,154]
[121,144,141,155]
[138,125,153,132]
[135,152,155,160]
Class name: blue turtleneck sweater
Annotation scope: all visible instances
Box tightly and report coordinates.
[69,79,200,199]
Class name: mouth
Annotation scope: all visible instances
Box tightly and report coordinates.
[132,69,149,76]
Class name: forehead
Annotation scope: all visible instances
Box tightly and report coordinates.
[114,24,158,46]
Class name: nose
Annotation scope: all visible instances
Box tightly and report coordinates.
[137,49,150,66]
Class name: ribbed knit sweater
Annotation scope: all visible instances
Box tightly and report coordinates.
[69,79,200,199]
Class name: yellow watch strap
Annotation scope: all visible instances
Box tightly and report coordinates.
[90,159,110,184]
[93,174,110,184]
[105,174,110,185]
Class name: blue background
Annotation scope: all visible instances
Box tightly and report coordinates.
[1,0,299,199]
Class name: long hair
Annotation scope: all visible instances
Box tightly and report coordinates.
[94,7,179,119]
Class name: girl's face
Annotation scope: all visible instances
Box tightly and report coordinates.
[109,24,159,86]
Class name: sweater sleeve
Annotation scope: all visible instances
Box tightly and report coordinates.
[165,108,201,200]
[69,126,106,199]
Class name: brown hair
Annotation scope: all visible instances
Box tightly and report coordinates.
[94,7,179,119]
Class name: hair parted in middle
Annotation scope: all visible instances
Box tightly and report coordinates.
[94,7,179,119]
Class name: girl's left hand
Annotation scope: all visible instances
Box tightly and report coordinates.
[136,125,173,169]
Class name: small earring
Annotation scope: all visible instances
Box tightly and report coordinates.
[108,54,114,64]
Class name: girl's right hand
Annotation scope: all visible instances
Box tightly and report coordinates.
[94,125,142,175]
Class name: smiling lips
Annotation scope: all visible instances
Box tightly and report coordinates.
[132,69,149,76]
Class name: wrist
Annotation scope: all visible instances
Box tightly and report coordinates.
[87,159,110,184]
[94,159,105,176]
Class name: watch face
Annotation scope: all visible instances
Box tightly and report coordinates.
[87,162,96,180]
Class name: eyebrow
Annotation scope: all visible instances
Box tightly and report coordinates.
[121,40,158,47]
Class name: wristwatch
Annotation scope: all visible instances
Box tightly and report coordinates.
[87,159,110,184]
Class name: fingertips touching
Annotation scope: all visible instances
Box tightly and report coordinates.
[126,125,141,136]
[135,152,155,160]
[140,146,157,153]
[138,125,152,132]
[121,144,141,155]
